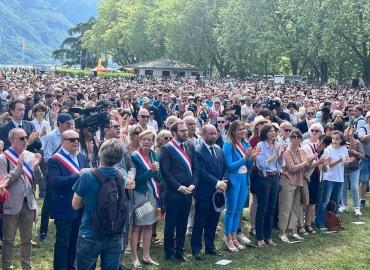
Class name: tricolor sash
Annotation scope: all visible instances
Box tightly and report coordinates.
[133,150,161,205]
[53,149,80,174]
[3,147,33,182]
[235,142,247,157]
[167,140,192,175]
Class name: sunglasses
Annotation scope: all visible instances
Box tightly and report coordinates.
[307,112,315,115]
[164,136,172,140]
[217,121,225,124]
[52,103,60,107]
[16,136,28,141]
[134,131,141,135]
[284,129,292,132]
[140,115,150,119]
[64,138,80,143]
[310,129,320,133]
[110,125,120,129]
[291,135,302,139]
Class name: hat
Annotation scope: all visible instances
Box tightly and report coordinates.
[252,115,270,128]
[187,104,197,112]
[57,113,74,124]
[142,97,150,104]
[366,111,370,119]
[212,191,226,213]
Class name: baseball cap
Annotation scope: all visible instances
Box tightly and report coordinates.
[57,113,74,124]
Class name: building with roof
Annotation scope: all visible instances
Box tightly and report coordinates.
[124,58,201,78]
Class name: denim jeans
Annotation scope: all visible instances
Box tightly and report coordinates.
[342,170,360,208]
[316,180,344,227]
[76,234,123,270]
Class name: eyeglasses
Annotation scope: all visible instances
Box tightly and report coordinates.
[134,131,141,135]
[110,125,120,129]
[52,103,60,107]
[139,115,150,119]
[217,121,225,124]
[164,136,172,140]
[307,112,315,115]
[310,129,320,133]
[64,138,80,143]
[284,129,292,132]
[291,135,302,140]
[15,136,28,141]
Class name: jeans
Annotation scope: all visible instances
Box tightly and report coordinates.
[342,170,360,208]
[39,185,52,236]
[54,218,81,270]
[76,235,123,270]
[254,174,280,241]
[316,180,344,227]
[224,177,248,235]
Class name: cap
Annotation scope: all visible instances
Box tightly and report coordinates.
[187,104,197,112]
[57,113,74,124]
[212,191,226,213]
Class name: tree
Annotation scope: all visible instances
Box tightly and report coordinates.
[53,17,98,69]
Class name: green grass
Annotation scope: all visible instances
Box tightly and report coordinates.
[54,68,132,78]
[8,199,370,270]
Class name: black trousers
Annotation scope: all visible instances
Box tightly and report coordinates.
[39,185,52,235]
[164,196,192,257]
[191,200,220,254]
[255,174,280,241]
[54,218,81,270]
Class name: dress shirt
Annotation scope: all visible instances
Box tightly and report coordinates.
[31,118,51,134]
[42,128,62,161]
[256,141,285,176]
[11,119,23,128]
[61,147,80,167]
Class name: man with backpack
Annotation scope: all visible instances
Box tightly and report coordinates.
[358,112,370,207]
[72,138,135,270]
[48,130,90,270]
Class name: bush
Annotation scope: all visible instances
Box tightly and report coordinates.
[54,68,132,78]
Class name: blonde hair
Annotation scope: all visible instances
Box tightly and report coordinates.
[139,129,156,142]
[156,130,172,148]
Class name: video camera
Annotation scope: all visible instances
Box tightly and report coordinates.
[69,102,111,133]
[264,99,281,111]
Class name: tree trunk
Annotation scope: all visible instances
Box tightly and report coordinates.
[363,57,370,86]
[320,61,328,84]
[290,58,299,75]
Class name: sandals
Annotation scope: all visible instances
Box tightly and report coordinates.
[142,257,159,266]
[305,225,316,234]
[265,240,277,246]
[151,238,163,245]
[233,239,246,250]
[224,236,238,252]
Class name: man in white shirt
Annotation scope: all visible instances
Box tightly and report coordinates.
[241,96,253,123]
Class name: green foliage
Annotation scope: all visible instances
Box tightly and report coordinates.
[55,67,132,78]
[83,0,370,84]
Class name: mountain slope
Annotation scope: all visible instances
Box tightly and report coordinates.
[0,0,99,64]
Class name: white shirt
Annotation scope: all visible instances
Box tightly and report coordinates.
[241,104,253,122]
[322,145,348,183]
[31,119,51,134]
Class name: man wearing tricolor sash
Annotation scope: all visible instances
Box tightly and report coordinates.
[47,130,89,270]
[0,128,43,270]
[160,120,199,262]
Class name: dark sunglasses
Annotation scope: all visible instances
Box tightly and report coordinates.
[284,129,292,132]
[310,129,320,133]
[52,103,60,107]
[134,131,141,135]
[140,115,150,119]
[217,121,225,124]
[16,136,28,141]
[64,138,80,143]
[307,112,315,115]
[164,136,172,140]
[110,125,120,129]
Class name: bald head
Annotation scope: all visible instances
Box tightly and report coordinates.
[61,130,80,154]
[202,124,218,145]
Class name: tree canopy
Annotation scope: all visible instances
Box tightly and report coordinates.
[81,0,370,83]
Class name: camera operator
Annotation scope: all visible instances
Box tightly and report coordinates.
[268,99,290,125]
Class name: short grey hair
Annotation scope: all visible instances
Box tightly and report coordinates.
[98,138,124,166]
[8,128,24,142]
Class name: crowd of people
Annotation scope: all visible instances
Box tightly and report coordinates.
[0,67,369,270]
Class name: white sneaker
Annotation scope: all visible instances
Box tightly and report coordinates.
[290,233,304,240]
[279,234,291,243]
[338,205,348,213]
[354,207,362,216]
[237,232,251,245]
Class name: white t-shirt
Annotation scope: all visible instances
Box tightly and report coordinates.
[322,145,348,182]
[241,104,253,122]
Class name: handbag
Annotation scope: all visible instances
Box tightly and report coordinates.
[134,192,155,221]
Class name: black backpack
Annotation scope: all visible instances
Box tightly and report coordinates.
[91,169,128,236]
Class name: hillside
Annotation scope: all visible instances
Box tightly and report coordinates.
[0,0,99,64]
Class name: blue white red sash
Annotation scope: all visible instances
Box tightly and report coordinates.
[3,147,33,182]
[133,150,161,204]
[235,142,247,157]
[168,140,192,175]
[53,149,80,174]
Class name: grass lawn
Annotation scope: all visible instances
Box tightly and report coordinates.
[7,199,370,270]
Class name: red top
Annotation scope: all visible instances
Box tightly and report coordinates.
[0,189,9,202]
[249,135,260,148]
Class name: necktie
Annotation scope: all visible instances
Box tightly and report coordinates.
[180,143,185,152]
[18,124,23,128]
[210,146,216,158]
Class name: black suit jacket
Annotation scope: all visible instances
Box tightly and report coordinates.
[195,143,228,205]
[297,119,308,134]
[0,120,42,152]
[160,141,199,200]
[48,151,89,220]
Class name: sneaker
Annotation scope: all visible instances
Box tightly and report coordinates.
[360,199,366,208]
[237,232,251,245]
[354,207,362,216]
[318,226,328,232]
[338,205,348,213]
[289,233,304,240]
[279,234,291,243]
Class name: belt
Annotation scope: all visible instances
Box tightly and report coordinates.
[258,170,279,177]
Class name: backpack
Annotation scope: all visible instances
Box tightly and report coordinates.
[91,169,128,236]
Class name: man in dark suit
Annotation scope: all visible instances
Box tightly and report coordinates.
[191,124,228,260]
[48,130,89,270]
[160,120,199,262]
[297,107,316,134]
[0,100,42,152]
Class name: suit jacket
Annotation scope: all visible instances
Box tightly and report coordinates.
[195,143,228,205]
[160,141,199,200]
[297,119,308,134]
[48,151,89,220]
[0,150,42,215]
[0,120,42,152]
